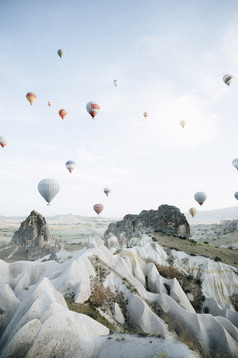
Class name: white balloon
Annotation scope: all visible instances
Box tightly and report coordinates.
[38,178,60,205]
[194,192,207,206]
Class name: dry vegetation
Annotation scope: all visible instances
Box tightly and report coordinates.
[151,232,238,269]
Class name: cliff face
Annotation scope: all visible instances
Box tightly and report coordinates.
[11,210,52,246]
[11,210,61,260]
[104,204,190,241]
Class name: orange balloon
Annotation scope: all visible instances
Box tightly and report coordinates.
[58,109,67,119]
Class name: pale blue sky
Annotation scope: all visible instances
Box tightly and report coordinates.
[1,0,238,218]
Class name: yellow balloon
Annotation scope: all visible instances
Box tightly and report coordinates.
[189,208,197,217]
[180,120,186,128]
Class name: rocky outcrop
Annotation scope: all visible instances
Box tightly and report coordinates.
[10,210,62,260]
[104,204,190,243]
[1,242,237,356]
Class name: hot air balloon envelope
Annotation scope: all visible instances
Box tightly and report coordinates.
[65,160,76,173]
[234,192,238,200]
[232,158,238,170]
[93,204,104,215]
[86,101,100,119]
[104,187,111,196]
[194,192,207,206]
[59,109,67,119]
[26,92,37,105]
[223,74,233,87]
[0,136,8,148]
[143,112,148,119]
[48,101,52,107]
[113,79,119,87]
[38,178,60,205]
[189,208,197,217]
[57,49,65,58]
[180,120,186,128]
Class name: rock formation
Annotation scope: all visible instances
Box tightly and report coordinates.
[10,210,62,260]
[0,239,237,356]
[104,204,190,244]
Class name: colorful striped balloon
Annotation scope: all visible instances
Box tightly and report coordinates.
[26,92,37,105]
[93,204,104,215]
[234,192,238,200]
[86,101,100,119]
[59,109,67,119]
[223,74,233,87]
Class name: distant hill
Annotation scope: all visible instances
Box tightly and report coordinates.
[0,213,119,225]
[1,206,238,225]
[185,206,238,224]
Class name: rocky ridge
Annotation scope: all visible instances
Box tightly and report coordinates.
[10,210,61,260]
[104,204,190,248]
[0,234,237,357]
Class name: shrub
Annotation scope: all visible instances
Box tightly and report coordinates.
[138,332,150,337]
[90,283,106,307]
[230,293,238,311]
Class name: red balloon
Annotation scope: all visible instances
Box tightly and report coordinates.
[58,109,67,119]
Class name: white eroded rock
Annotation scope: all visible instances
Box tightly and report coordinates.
[119,233,127,248]
[172,250,238,311]
[127,294,168,337]
[0,277,67,351]
[156,293,238,355]
[87,233,105,249]
[0,319,42,358]
[0,284,20,336]
[25,311,109,358]
[107,233,120,251]
[112,302,125,324]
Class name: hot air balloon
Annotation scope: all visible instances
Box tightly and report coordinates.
[48,101,52,107]
[65,160,76,174]
[143,112,148,119]
[180,120,186,128]
[0,136,8,148]
[38,178,60,205]
[194,192,207,206]
[232,158,238,170]
[189,208,197,217]
[113,79,119,87]
[223,74,233,87]
[26,92,37,105]
[93,204,104,215]
[59,109,67,119]
[234,192,238,200]
[104,187,111,196]
[57,49,65,58]
[86,101,100,119]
